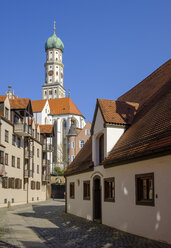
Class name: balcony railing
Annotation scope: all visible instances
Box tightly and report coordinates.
[42,144,53,152]
[42,174,50,182]
[14,123,31,137]
[25,150,33,159]
[0,164,5,176]
[42,159,50,167]
[25,150,29,159]
[24,169,33,178]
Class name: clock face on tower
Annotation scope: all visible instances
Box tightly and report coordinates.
[48,70,53,76]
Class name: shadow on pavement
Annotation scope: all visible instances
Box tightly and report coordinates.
[15,203,171,248]
[0,240,18,248]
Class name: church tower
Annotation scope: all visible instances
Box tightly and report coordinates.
[42,22,65,99]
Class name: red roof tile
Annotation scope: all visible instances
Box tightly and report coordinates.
[98,99,139,125]
[0,95,7,102]
[65,59,171,175]
[64,137,93,176]
[9,98,30,109]
[118,59,171,109]
[39,124,53,134]
[104,65,171,165]
[48,98,83,116]
[31,100,47,112]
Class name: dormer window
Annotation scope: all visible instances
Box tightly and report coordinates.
[99,134,104,163]
[5,107,9,119]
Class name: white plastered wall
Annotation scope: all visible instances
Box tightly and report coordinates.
[66,155,171,244]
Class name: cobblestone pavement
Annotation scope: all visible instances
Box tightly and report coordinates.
[0,199,171,248]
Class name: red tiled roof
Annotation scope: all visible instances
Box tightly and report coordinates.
[31,100,47,112]
[65,59,171,175]
[39,124,53,134]
[64,137,93,176]
[118,59,171,109]
[98,99,139,125]
[0,95,7,102]
[0,112,3,117]
[104,63,171,165]
[9,98,30,109]
[48,98,83,116]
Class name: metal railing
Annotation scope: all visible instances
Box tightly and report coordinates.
[42,159,50,166]
[14,123,31,136]
[42,144,53,151]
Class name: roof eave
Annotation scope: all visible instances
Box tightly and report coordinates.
[103,145,171,168]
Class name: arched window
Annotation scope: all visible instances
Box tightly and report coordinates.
[62,119,67,164]
[99,134,104,163]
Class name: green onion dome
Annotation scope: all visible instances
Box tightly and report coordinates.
[45,32,64,52]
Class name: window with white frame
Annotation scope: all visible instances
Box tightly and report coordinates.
[71,141,75,148]
[71,155,75,161]
[80,140,84,148]
[85,129,90,135]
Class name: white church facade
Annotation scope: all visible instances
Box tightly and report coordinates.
[31,23,89,172]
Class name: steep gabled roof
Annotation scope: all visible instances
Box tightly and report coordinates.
[98,99,138,124]
[118,59,171,109]
[31,99,47,113]
[48,97,83,116]
[104,79,171,165]
[0,95,7,102]
[65,59,171,176]
[91,99,138,134]
[64,136,93,176]
[39,124,54,134]
[9,98,30,109]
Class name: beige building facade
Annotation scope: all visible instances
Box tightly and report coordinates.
[0,95,52,207]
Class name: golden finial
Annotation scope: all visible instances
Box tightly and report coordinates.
[53,21,56,33]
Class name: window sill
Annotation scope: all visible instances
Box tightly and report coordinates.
[83,197,90,201]
[136,201,154,206]
[104,198,115,202]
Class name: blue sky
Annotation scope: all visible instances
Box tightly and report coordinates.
[0,0,171,121]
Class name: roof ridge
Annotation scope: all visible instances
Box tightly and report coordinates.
[134,78,171,117]
[119,59,171,97]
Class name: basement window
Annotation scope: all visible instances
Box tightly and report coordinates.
[135,173,154,206]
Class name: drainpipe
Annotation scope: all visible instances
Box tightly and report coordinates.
[0,118,1,144]
[65,176,67,213]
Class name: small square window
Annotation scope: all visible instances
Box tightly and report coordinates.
[104,177,115,202]
[135,173,154,206]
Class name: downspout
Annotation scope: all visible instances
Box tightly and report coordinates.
[65,176,67,213]
[0,118,1,144]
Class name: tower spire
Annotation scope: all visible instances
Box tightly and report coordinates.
[53,21,56,33]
